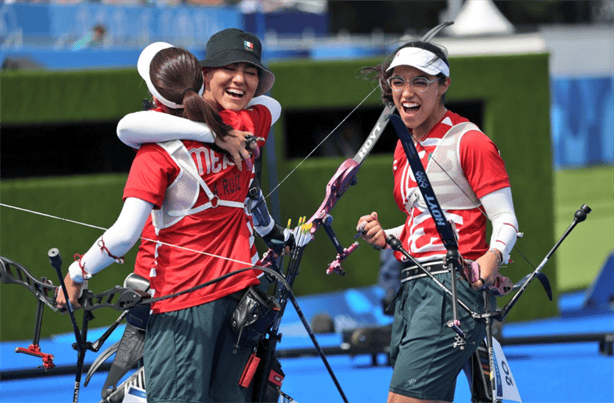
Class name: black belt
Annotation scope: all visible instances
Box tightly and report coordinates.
[401,261,450,282]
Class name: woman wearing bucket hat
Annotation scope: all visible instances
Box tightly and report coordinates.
[117,28,293,280]
[56,42,284,402]
[356,39,520,403]
[117,28,279,169]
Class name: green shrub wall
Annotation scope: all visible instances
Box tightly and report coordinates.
[1,69,148,124]
[0,53,553,340]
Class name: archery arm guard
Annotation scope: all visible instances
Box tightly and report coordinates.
[248,182,274,235]
[247,181,293,255]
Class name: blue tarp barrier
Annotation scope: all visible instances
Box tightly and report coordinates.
[551,76,614,169]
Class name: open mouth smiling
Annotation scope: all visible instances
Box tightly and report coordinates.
[402,101,420,113]
[226,88,245,98]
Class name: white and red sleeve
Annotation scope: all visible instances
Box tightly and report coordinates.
[460,130,518,262]
[117,111,216,149]
[68,198,154,283]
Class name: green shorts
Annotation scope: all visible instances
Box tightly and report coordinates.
[389,271,486,402]
[143,292,256,403]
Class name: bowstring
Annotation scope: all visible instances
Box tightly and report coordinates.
[0,87,380,269]
[0,203,253,267]
[265,86,379,199]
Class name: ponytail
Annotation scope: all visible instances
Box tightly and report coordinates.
[149,47,231,138]
[182,89,232,138]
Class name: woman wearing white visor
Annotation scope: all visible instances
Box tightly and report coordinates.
[357,41,519,403]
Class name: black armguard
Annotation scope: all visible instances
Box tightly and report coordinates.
[262,224,287,255]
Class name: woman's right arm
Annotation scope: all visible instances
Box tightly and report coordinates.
[117,111,216,149]
[117,95,281,168]
[117,96,281,149]
[56,197,154,309]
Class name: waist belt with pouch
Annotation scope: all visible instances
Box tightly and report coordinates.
[229,286,281,352]
[401,261,450,282]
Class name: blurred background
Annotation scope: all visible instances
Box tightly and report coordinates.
[1,2,613,402]
[1,0,613,337]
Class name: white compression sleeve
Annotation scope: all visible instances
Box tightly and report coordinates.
[68,198,154,282]
[247,95,282,125]
[117,111,215,149]
[480,187,519,264]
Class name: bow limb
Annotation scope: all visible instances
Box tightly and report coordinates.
[0,256,145,312]
[298,104,395,275]
[306,103,396,232]
[0,256,59,312]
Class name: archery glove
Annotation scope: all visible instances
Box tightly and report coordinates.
[261,224,294,255]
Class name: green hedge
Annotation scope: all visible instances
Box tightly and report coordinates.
[0,53,554,340]
[1,69,148,124]
[1,175,133,341]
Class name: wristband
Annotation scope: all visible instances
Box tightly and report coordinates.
[68,258,88,284]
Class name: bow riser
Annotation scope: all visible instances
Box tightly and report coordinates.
[80,287,146,312]
[306,159,360,232]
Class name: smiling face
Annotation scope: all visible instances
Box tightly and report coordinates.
[390,65,450,140]
[203,62,259,111]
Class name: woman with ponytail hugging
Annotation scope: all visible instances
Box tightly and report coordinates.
[56,42,280,402]
[116,29,290,280]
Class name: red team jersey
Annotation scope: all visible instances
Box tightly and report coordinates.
[125,105,272,313]
[392,111,510,263]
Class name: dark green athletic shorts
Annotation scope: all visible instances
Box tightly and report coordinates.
[389,270,486,402]
[143,291,256,403]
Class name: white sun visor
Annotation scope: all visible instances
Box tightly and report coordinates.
[137,42,203,109]
[387,47,450,77]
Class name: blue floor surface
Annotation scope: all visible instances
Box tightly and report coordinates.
[1,287,613,403]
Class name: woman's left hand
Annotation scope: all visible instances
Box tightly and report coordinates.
[55,274,85,311]
[356,212,387,250]
[214,129,257,171]
[472,250,501,291]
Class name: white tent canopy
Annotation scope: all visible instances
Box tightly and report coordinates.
[446,0,515,36]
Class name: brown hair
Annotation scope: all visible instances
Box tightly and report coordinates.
[361,41,449,105]
[149,47,231,138]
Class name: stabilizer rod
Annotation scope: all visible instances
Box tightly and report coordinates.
[498,204,591,320]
